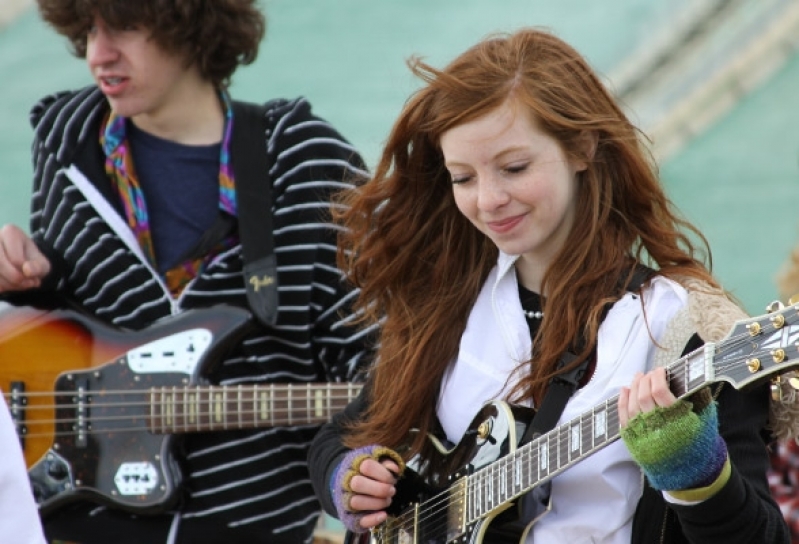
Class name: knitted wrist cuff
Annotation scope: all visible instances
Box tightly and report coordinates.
[330,445,405,534]
[621,399,727,491]
[667,456,732,503]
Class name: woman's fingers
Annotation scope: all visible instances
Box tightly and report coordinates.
[347,458,398,516]
[619,368,677,428]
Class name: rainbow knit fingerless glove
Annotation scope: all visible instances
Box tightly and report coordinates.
[621,398,728,495]
[330,445,405,534]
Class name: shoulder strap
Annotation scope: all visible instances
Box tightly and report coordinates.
[230,101,279,327]
[520,264,654,444]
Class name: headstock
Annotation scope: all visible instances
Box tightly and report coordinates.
[713,299,799,391]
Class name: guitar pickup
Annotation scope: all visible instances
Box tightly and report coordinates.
[73,377,90,448]
[8,381,26,448]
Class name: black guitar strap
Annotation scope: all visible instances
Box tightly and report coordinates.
[519,265,653,446]
[230,101,279,327]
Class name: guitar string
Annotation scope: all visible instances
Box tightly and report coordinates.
[1,390,362,435]
[4,324,789,537]
[7,328,780,460]
[3,326,774,450]
[2,384,362,399]
[377,325,788,537]
[1,325,758,436]
[380,397,624,537]
[380,405,623,540]
[2,320,782,435]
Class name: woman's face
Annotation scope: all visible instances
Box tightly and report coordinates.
[441,100,585,291]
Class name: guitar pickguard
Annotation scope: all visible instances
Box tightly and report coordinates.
[0,304,255,516]
[31,352,197,515]
[373,402,535,544]
[126,328,212,375]
[0,304,362,516]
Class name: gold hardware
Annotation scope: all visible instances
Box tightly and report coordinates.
[789,294,799,306]
[746,358,761,372]
[772,349,786,363]
[746,323,761,336]
[767,301,785,313]
[249,274,275,292]
[790,377,799,390]
[477,421,491,439]
[772,379,784,402]
[771,314,786,328]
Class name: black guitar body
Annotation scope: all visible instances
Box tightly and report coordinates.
[346,401,539,544]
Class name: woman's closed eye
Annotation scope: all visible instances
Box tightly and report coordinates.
[449,172,473,185]
[503,161,530,175]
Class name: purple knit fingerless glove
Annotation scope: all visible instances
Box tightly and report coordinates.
[330,445,405,534]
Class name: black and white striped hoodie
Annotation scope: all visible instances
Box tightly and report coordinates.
[25,86,374,543]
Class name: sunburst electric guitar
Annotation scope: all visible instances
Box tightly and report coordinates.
[0,303,362,516]
[346,301,799,544]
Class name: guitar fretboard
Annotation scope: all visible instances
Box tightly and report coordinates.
[464,344,712,522]
[147,383,362,434]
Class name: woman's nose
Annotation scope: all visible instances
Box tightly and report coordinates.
[476,175,509,211]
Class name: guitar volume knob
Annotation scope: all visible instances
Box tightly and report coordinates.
[46,460,68,480]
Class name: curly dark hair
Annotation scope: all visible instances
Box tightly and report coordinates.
[35,0,265,88]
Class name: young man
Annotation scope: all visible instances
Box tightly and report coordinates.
[0,1,372,542]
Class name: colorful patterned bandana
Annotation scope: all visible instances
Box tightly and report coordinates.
[100,92,238,296]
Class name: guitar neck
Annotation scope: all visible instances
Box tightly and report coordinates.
[371,303,799,541]
[147,382,362,434]
[464,343,713,522]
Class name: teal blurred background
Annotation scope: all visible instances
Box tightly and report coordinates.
[1,0,798,315]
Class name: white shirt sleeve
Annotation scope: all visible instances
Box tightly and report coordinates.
[0,393,46,544]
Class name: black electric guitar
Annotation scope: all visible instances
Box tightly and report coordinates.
[0,304,362,516]
[346,301,799,543]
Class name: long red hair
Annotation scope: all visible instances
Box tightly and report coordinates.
[335,28,717,458]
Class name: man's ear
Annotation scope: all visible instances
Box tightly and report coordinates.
[573,130,598,172]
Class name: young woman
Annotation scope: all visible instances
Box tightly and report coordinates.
[308,28,791,543]
[0,1,372,542]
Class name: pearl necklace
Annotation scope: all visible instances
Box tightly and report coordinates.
[523,309,544,320]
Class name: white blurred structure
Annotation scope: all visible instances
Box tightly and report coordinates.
[611,0,799,161]
[0,0,32,27]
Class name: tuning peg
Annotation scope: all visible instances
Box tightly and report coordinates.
[771,375,799,401]
[768,300,786,313]
[789,294,799,306]
[772,378,784,402]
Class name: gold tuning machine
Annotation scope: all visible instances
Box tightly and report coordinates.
[773,378,783,402]
[789,294,799,306]
[767,300,785,313]
[772,375,799,401]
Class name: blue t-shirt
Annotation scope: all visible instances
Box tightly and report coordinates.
[128,121,220,274]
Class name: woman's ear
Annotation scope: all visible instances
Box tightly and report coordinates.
[573,130,598,172]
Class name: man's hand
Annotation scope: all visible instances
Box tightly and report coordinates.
[0,224,51,293]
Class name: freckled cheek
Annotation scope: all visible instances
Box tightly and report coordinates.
[451,189,484,228]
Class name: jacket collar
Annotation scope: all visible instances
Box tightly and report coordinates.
[495,251,520,287]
